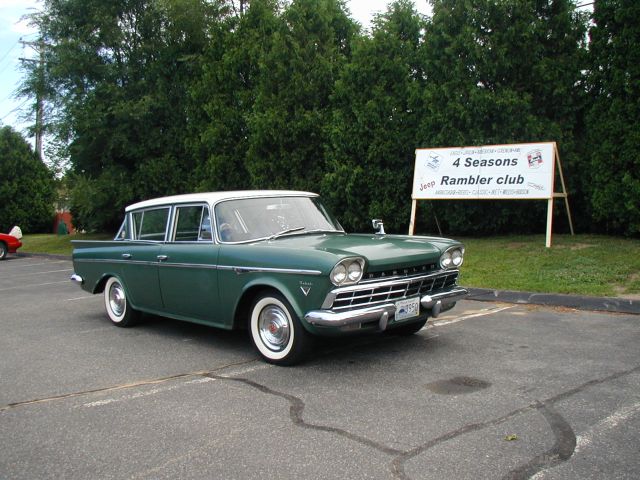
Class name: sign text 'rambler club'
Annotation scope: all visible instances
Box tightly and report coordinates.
[412,143,555,200]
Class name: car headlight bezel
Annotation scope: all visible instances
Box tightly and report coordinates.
[440,246,464,270]
[331,257,365,286]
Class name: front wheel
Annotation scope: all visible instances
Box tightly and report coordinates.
[104,277,140,327]
[0,242,7,260]
[249,292,311,366]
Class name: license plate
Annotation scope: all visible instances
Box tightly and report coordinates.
[395,297,420,321]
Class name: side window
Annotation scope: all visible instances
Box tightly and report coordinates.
[131,208,170,241]
[173,205,212,242]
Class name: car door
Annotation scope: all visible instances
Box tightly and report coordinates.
[118,206,169,311]
[158,204,221,324]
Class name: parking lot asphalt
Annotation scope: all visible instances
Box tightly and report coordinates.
[1,255,639,479]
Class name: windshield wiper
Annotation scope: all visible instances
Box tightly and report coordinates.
[303,228,343,234]
[268,226,305,240]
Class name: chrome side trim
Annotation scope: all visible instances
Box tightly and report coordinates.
[72,258,321,275]
[218,265,323,276]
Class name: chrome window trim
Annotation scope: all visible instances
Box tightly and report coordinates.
[169,203,213,244]
[130,206,172,242]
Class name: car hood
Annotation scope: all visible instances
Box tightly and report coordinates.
[267,233,458,270]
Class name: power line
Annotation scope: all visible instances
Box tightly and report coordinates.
[0,40,19,64]
[0,98,30,123]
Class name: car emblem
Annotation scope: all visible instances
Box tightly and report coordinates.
[300,286,311,296]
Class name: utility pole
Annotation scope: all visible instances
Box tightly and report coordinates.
[19,38,45,160]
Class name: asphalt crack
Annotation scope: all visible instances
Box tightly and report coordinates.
[0,359,257,412]
[3,356,638,480]
[392,364,640,479]
[205,373,403,456]
[502,403,576,480]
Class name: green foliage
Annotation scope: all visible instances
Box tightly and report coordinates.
[418,0,588,234]
[25,0,223,230]
[324,0,425,232]
[0,127,55,233]
[246,0,358,192]
[586,0,640,235]
[189,0,280,192]
[17,0,639,236]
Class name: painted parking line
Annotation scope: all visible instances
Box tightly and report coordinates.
[430,305,516,327]
[0,280,71,292]
[10,260,69,268]
[531,401,640,479]
[65,295,98,301]
[10,269,73,278]
[574,402,640,453]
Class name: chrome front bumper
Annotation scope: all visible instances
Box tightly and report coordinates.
[70,274,84,285]
[304,287,468,330]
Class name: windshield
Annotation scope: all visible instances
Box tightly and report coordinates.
[214,196,343,243]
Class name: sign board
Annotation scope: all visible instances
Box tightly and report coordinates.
[412,143,555,200]
[409,142,574,247]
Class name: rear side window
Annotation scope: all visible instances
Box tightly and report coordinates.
[131,208,170,241]
[173,205,212,242]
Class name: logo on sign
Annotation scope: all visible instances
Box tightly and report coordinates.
[527,149,543,169]
[426,153,441,171]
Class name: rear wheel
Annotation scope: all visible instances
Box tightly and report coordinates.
[249,292,311,366]
[104,277,140,327]
[0,242,6,260]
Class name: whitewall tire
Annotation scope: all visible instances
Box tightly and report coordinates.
[104,276,140,327]
[249,292,310,366]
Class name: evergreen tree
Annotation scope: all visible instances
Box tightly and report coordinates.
[586,0,640,235]
[22,0,222,231]
[246,0,357,191]
[324,0,426,232]
[190,0,280,192]
[0,126,55,233]
[419,0,587,235]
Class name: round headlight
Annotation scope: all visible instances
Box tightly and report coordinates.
[347,261,362,282]
[331,263,347,285]
[440,251,452,269]
[452,249,463,267]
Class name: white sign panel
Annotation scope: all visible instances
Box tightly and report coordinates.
[412,143,555,200]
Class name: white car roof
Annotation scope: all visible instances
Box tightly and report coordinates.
[125,190,318,212]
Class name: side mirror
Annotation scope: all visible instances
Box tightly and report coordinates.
[372,219,386,235]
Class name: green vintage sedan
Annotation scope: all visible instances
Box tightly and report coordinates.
[71,191,467,365]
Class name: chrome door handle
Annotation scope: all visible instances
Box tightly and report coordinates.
[122,253,132,259]
[157,255,168,261]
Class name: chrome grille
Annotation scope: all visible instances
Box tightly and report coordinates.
[328,270,459,312]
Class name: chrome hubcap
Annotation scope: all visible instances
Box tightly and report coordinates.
[109,283,126,318]
[258,305,290,352]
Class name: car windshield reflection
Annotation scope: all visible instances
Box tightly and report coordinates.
[214,196,343,243]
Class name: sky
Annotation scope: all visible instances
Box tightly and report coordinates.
[0,0,432,144]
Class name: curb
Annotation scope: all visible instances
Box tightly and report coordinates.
[466,287,640,315]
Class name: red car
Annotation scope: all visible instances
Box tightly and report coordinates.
[0,233,22,260]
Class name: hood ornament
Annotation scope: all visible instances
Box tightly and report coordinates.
[372,219,386,235]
